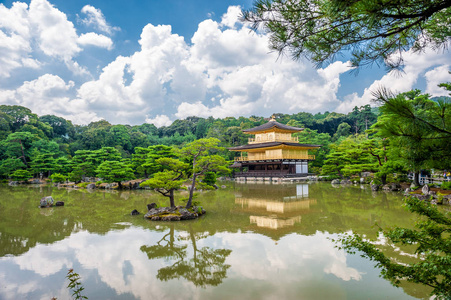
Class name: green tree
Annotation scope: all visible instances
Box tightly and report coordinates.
[10,169,32,181]
[333,122,352,141]
[54,157,73,175]
[338,197,451,299]
[5,131,36,166]
[30,152,57,177]
[50,173,67,184]
[180,138,229,209]
[140,158,188,207]
[39,114,75,139]
[0,158,26,179]
[373,87,451,185]
[70,150,97,181]
[243,0,451,69]
[322,135,378,178]
[96,160,135,189]
[141,145,177,176]
[294,128,331,173]
[0,105,38,131]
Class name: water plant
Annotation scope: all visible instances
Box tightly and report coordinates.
[66,269,87,300]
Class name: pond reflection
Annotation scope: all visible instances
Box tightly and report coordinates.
[141,224,232,288]
[0,182,432,299]
[235,183,315,229]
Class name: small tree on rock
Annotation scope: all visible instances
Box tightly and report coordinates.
[140,158,188,208]
[180,138,229,209]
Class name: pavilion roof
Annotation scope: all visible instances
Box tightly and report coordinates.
[243,120,303,134]
[229,142,321,151]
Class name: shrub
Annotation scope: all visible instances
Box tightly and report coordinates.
[441,181,451,190]
[203,172,216,186]
[10,169,32,181]
[50,173,66,183]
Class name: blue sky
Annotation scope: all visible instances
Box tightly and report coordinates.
[0,0,450,126]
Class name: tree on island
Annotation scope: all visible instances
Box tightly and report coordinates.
[337,197,451,299]
[180,138,229,209]
[243,0,451,69]
[140,158,188,208]
[96,160,135,189]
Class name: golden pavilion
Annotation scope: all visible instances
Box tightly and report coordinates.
[229,117,321,178]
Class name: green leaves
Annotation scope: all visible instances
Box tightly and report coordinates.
[95,160,135,186]
[243,0,451,69]
[66,269,88,300]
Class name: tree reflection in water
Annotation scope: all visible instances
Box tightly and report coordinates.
[140,224,232,288]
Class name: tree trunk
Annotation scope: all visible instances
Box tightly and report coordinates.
[186,173,197,209]
[413,172,420,186]
[381,174,387,185]
[19,140,27,166]
[118,181,123,189]
[169,189,175,208]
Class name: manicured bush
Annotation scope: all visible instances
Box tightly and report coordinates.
[50,173,66,183]
[10,169,32,181]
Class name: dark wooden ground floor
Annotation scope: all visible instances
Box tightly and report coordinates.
[231,160,310,178]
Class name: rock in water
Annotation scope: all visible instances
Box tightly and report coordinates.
[131,209,140,215]
[40,196,54,208]
[55,201,64,206]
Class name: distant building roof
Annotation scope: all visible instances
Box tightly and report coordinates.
[243,119,303,134]
[229,142,321,151]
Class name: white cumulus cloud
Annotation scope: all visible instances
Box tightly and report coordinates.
[145,114,173,127]
[79,5,119,35]
[78,32,113,50]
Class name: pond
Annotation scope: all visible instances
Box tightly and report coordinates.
[0,181,432,299]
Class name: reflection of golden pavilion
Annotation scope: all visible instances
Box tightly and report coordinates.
[250,216,302,229]
[235,183,316,230]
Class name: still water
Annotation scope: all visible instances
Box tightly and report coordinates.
[0,182,431,299]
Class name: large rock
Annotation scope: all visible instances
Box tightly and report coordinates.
[55,201,64,206]
[86,183,96,189]
[411,194,429,201]
[422,185,430,195]
[179,208,197,220]
[331,179,340,184]
[131,209,140,215]
[341,179,352,185]
[40,196,54,208]
[371,185,379,191]
[144,206,205,221]
[382,183,401,192]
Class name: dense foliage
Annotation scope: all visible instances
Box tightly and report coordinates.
[0,103,379,183]
[243,0,451,69]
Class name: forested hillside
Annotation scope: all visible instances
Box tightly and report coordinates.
[1,88,450,185]
[0,103,377,180]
